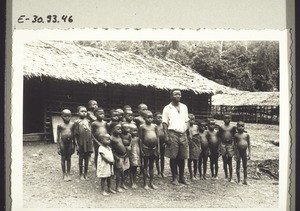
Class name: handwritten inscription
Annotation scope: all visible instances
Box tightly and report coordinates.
[18,15,73,24]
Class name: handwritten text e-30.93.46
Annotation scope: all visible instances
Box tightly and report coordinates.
[18,15,73,23]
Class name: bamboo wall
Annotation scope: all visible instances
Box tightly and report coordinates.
[24,78,212,140]
[211,105,279,124]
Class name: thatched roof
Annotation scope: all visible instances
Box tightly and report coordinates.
[23,41,237,94]
[212,92,279,106]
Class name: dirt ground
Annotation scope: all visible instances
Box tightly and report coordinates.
[23,121,279,208]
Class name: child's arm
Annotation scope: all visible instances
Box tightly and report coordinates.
[233,135,237,161]
[73,121,80,153]
[139,126,144,157]
[56,124,61,155]
[155,125,160,156]
[99,148,114,164]
[247,134,251,160]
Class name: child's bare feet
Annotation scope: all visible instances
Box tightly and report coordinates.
[108,189,116,194]
[116,187,124,192]
[131,183,138,189]
[149,183,158,190]
[237,180,242,184]
[243,180,249,185]
[194,176,199,180]
[80,175,85,180]
[144,185,150,190]
[171,180,179,186]
[63,176,68,181]
[179,179,189,186]
[102,191,109,196]
[121,184,128,190]
[203,176,207,180]
[161,173,166,178]
[67,176,72,181]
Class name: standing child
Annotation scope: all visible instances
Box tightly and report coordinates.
[139,110,159,190]
[110,123,128,192]
[57,109,75,181]
[97,134,116,196]
[218,114,236,182]
[121,122,132,181]
[107,109,120,134]
[187,114,201,181]
[198,121,209,180]
[87,100,98,123]
[91,107,108,169]
[154,112,166,177]
[134,103,148,128]
[123,105,132,113]
[116,108,125,123]
[74,106,94,180]
[207,119,220,179]
[129,124,141,188]
[124,110,135,125]
[234,121,251,185]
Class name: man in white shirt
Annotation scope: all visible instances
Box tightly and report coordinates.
[162,89,189,185]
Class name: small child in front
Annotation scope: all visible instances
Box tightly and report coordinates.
[187,114,201,181]
[154,112,166,177]
[218,114,236,182]
[234,121,251,185]
[91,107,108,168]
[139,110,159,190]
[110,123,128,192]
[57,109,75,181]
[129,124,141,188]
[74,106,94,180]
[198,121,209,180]
[207,119,220,179]
[97,134,116,195]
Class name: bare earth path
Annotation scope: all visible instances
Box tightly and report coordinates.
[23,122,279,208]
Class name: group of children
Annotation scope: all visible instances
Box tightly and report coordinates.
[56,100,251,196]
[187,114,251,185]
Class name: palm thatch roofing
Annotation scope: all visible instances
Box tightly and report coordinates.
[23,41,237,95]
[212,92,279,106]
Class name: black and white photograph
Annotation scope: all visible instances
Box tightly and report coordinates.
[11,29,290,210]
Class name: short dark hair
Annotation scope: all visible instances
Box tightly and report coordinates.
[154,112,162,117]
[77,106,86,112]
[169,89,181,96]
[94,107,104,114]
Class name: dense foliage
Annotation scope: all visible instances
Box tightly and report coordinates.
[76,40,279,91]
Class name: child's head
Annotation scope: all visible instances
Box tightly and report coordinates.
[123,105,132,113]
[188,113,195,125]
[223,114,231,125]
[208,119,216,130]
[198,120,206,132]
[137,104,148,115]
[110,123,122,135]
[129,124,138,137]
[144,110,153,124]
[110,109,119,122]
[88,100,98,111]
[100,134,111,146]
[77,106,87,119]
[124,110,134,122]
[154,112,162,124]
[94,107,105,120]
[61,109,72,123]
[121,122,131,134]
[237,121,245,132]
[116,108,124,121]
